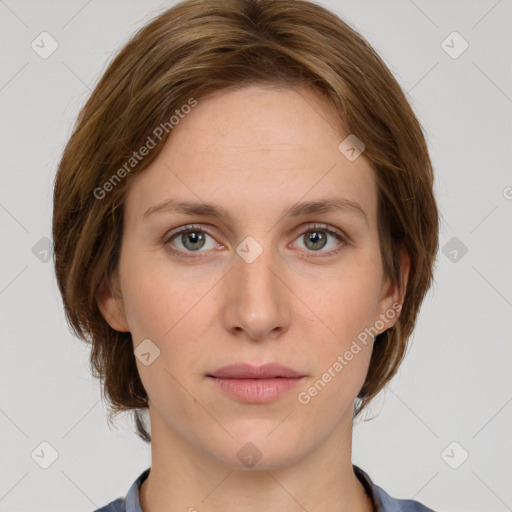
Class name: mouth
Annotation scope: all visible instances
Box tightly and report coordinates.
[207,363,306,403]
[208,362,305,379]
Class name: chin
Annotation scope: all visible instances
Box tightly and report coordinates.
[204,430,308,471]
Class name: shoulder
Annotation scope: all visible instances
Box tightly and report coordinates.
[372,483,437,511]
[91,498,126,512]
[353,465,437,512]
[90,467,150,512]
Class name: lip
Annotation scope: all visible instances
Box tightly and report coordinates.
[207,363,306,403]
[209,363,305,379]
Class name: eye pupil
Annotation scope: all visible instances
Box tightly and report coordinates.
[182,231,206,251]
[305,230,327,250]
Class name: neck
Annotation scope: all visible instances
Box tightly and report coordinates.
[139,408,373,512]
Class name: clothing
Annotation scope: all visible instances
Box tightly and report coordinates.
[93,464,436,512]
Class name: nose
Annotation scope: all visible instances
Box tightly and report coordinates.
[221,240,291,342]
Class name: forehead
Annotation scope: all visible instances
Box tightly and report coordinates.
[175,84,346,154]
[124,84,378,228]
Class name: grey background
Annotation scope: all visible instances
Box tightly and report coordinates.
[1,0,511,510]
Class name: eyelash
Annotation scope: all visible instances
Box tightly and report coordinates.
[162,223,349,259]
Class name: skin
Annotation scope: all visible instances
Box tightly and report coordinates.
[97,84,410,512]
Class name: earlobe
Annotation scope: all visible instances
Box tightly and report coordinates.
[95,272,130,333]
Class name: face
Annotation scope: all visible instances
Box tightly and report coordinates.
[97,84,408,470]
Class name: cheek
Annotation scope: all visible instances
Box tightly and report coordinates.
[119,252,212,369]
[122,280,169,341]
[296,258,381,401]
[299,259,382,340]
[300,317,374,418]
[118,245,183,337]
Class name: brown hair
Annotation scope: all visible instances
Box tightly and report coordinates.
[52,0,439,443]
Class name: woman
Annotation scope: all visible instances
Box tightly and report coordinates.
[52,0,439,510]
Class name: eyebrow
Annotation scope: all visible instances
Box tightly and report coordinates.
[143,197,368,226]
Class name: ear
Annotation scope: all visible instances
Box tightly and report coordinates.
[375,245,411,334]
[95,269,130,333]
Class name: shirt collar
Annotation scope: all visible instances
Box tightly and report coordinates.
[124,467,149,512]
[353,464,383,511]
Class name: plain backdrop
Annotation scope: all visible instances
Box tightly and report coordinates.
[0,1,511,511]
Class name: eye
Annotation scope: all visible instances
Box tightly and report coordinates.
[292,223,347,256]
[164,225,219,257]
[163,223,348,259]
